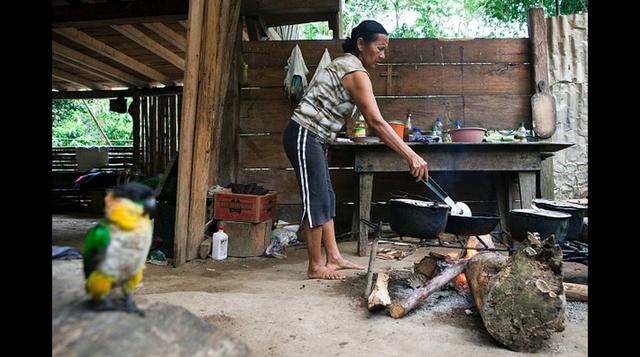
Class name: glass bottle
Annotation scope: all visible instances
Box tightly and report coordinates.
[404,113,413,141]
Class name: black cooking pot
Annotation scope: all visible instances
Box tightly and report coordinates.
[532,199,587,240]
[445,214,500,236]
[508,208,571,242]
[388,198,449,239]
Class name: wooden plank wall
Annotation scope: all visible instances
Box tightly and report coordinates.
[51,146,135,172]
[238,39,532,233]
[134,94,182,177]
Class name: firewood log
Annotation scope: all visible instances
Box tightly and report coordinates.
[388,261,468,318]
[563,282,588,301]
[367,273,391,311]
[465,233,566,352]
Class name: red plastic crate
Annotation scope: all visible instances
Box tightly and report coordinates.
[213,191,277,223]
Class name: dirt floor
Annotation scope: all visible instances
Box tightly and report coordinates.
[53,213,588,357]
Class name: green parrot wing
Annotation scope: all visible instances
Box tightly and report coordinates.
[82,219,111,278]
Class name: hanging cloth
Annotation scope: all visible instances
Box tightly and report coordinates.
[284,44,309,105]
[309,48,332,85]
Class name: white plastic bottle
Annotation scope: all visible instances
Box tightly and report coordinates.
[211,226,228,261]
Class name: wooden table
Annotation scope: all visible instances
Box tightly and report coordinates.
[330,141,574,256]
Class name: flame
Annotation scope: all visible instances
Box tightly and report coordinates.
[461,237,481,260]
[453,237,482,291]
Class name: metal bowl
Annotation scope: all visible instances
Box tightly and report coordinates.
[388,198,449,239]
[532,199,587,240]
[508,208,571,242]
[445,214,501,236]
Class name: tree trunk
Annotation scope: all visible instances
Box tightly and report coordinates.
[465,233,566,352]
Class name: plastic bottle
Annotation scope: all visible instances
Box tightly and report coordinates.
[431,125,440,139]
[353,115,367,138]
[404,113,413,141]
[211,226,228,260]
[516,120,528,143]
[454,119,462,129]
[435,117,444,134]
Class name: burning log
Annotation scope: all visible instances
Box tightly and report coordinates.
[465,233,566,352]
[388,260,468,318]
[367,273,391,311]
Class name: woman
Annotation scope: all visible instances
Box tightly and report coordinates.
[282,20,429,280]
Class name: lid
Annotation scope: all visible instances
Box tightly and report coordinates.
[218,226,224,230]
[510,208,571,219]
[413,127,421,132]
[389,198,449,209]
[436,117,442,122]
[532,198,587,210]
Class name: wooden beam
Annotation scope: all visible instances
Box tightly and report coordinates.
[328,12,343,39]
[241,0,339,16]
[52,41,149,88]
[262,13,330,27]
[52,67,109,90]
[52,81,76,92]
[143,22,187,52]
[53,27,174,85]
[111,24,185,70]
[174,0,206,267]
[179,20,189,30]
[53,54,128,88]
[52,86,183,99]
[528,7,554,199]
[52,0,188,28]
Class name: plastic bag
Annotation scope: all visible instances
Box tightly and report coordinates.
[265,228,300,259]
[309,48,332,85]
[284,45,309,105]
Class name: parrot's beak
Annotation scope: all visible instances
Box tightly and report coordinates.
[144,197,157,218]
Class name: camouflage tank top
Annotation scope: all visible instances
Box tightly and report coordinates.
[290,53,369,142]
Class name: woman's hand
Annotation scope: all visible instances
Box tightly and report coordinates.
[408,154,429,182]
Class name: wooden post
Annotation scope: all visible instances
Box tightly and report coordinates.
[169,95,177,162]
[175,0,206,267]
[528,8,554,199]
[518,171,536,209]
[150,96,158,175]
[357,173,374,256]
[129,96,141,169]
[142,97,149,176]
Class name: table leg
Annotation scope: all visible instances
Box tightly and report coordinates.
[357,173,374,257]
[518,171,536,209]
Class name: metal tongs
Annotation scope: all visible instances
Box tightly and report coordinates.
[421,177,472,216]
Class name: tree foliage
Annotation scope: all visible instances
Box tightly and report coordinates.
[52,99,133,147]
[299,0,587,39]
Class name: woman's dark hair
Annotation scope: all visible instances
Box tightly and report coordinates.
[342,20,388,54]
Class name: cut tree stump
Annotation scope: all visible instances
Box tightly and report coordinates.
[465,232,566,352]
[367,273,391,311]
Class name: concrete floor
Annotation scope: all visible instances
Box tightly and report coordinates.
[53,213,588,357]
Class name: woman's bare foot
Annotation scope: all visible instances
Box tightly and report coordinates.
[326,258,366,271]
[308,265,346,280]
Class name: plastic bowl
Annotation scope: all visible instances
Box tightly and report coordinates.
[388,121,405,140]
[450,127,487,142]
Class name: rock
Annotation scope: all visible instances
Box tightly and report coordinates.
[53,261,251,357]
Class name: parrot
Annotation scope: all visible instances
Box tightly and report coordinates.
[82,182,156,316]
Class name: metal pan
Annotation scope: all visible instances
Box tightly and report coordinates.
[445,213,500,236]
